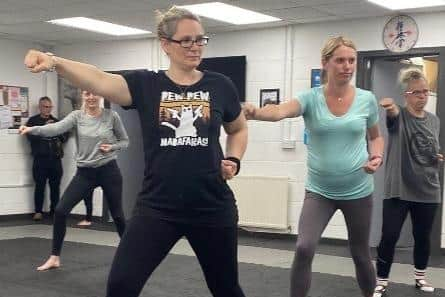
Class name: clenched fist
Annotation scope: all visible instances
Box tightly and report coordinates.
[379,98,395,110]
[18,125,31,135]
[24,50,55,73]
[242,103,257,120]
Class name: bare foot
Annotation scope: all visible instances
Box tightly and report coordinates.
[32,213,43,221]
[37,255,60,271]
[77,220,92,226]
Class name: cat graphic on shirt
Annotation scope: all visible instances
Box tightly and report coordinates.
[161,105,203,138]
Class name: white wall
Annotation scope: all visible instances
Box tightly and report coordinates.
[288,12,445,244]
[216,12,445,241]
[53,39,158,217]
[0,38,50,214]
[2,11,443,244]
[0,38,103,217]
[55,12,445,243]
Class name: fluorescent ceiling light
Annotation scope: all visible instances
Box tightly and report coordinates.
[179,2,281,25]
[47,17,150,36]
[368,0,445,10]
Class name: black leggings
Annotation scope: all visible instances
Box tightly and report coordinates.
[83,189,94,221]
[291,191,375,297]
[52,160,125,256]
[106,215,246,297]
[376,198,438,278]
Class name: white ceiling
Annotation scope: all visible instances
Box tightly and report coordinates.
[0,0,443,45]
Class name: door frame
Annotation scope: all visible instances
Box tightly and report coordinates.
[357,47,445,254]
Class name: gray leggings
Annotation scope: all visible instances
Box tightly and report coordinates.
[290,191,376,297]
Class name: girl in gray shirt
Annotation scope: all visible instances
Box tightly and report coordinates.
[20,90,129,271]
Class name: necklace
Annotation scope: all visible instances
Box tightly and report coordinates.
[165,71,192,98]
[323,86,345,103]
[176,84,190,99]
[165,70,203,99]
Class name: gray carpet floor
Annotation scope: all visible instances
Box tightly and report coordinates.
[0,238,443,297]
[1,216,444,269]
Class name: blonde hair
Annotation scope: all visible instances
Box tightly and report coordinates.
[321,36,357,62]
[156,6,202,39]
[399,67,427,91]
[320,36,357,84]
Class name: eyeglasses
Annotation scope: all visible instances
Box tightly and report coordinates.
[405,89,431,97]
[41,105,53,108]
[167,36,209,48]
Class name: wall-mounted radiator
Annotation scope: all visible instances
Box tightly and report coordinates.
[228,176,289,230]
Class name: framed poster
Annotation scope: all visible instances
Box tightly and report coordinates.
[260,89,280,107]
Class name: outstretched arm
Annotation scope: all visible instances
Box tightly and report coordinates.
[24,50,132,106]
[379,97,399,118]
[243,100,301,122]
[19,112,77,137]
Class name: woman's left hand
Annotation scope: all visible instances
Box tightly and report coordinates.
[221,159,237,180]
[99,143,112,153]
[363,156,382,174]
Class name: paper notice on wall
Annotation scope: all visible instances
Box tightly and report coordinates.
[0,85,29,127]
[20,88,29,117]
[8,87,20,109]
[0,106,13,129]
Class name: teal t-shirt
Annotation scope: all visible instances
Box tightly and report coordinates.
[296,86,379,200]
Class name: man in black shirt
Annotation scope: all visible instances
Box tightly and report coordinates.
[26,96,68,220]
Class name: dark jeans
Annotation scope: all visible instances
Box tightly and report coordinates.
[52,160,125,256]
[32,157,63,214]
[376,198,438,278]
[106,215,246,297]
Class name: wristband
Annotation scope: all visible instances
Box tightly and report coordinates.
[45,52,57,72]
[224,156,240,175]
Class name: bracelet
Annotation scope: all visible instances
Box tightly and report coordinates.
[224,156,241,175]
[45,52,57,72]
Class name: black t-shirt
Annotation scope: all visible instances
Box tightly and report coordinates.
[122,70,241,226]
[26,114,68,158]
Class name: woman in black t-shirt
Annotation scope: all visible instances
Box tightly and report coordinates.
[24,6,247,297]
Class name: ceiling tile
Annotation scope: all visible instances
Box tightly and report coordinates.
[315,1,388,16]
[266,6,332,21]
[1,0,442,44]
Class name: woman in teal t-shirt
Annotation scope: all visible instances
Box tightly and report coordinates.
[244,36,384,297]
